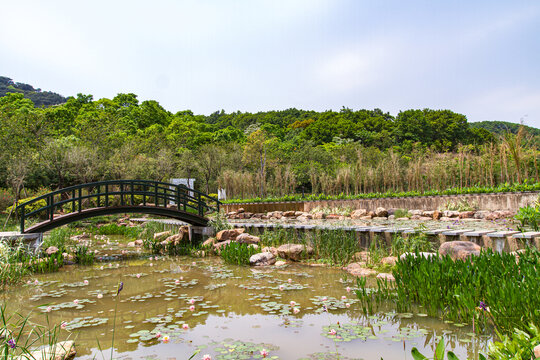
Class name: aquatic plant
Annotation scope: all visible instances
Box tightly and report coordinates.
[42,227,73,249]
[411,338,486,360]
[220,242,259,265]
[310,229,358,266]
[357,248,540,336]
[488,323,540,360]
[515,199,540,231]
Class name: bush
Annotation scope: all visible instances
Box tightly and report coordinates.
[0,188,15,213]
[515,198,540,231]
[5,196,47,217]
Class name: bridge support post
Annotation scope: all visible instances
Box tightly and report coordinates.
[190,226,214,243]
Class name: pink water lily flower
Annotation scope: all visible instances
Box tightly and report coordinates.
[73,299,79,305]
[34,279,39,285]
[202,355,212,360]
[189,305,195,311]
[162,335,170,343]
[341,295,346,300]
[329,329,337,335]
[293,307,300,314]
[182,323,189,330]
[46,306,52,312]
[83,280,89,285]
[189,298,195,304]
[97,293,103,299]
[260,349,269,358]
[60,321,67,330]
[290,301,296,306]
[346,286,351,292]
[136,273,141,278]
[287,278,292,283]
[279,285,284,291]
[345,303,350,308]
[175,279,180,285]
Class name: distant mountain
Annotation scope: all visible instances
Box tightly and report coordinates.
[470,121,540,137]
[0,76,67,107]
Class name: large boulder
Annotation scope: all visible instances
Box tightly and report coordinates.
[439,241,481,260]
[202,237,216,247]
[534,344,540,359]
[235,233,261,244]
[283,210,296,217]
[277,243,314,261]
[45,246,59,255]
[262,246,278,256]
[213,240,232,251]
[216,228,245,241]
[312,212,325,220]
[375,207,388,217]
[346,263,377,277]
[381,256,398,266]
[26,340,76,360]
[351,209,368,219]
[249,252,276,266]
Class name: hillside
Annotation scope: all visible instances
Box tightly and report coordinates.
[0,76,66,107]
[470,120,540,137]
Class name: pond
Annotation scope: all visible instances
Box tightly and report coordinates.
[2,239,491,359]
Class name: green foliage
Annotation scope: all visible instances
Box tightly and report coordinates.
[411,338,485,360]
[93,223,142,239]
[5,195,47,216]
[220,242,259,265]
[515,199,540,231]
[224,182,540,204]
[393,208,410,218]
[488,323,540,360]
[73,245,95,265]
[443,199,479,211]
[310,229,359,266]
[209,211,233,233]
[389,249,540,335]
[42,227,72,249]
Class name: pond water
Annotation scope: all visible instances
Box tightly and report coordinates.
[2,240,491,359]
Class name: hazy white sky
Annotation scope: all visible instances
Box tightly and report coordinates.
[1,0,539,127]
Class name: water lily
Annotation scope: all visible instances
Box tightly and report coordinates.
[34,279,39,285]
[150,263,153,267]
[346,286,351,293]
[162,335,169,343]
[329,329,337,335]
[290,301,296,306]
[83,280,89,285]
[46,306,52,312]
[182,323,189,330]
[189,305,195,311]
[73,299,79,305]
[260,349,269,358]
[175,279,180,285]
[341,295,346,300]
[60,321,67,330]
[279,285,284,291]
[100,266,104,270]
[26,280,31,285]
[189,298,195,304]
[287,278,292,283]
[293,307,300,314]
[322,297,327,301]
[180,276,184,280]
[202,355,212,360]
[345,303,350,308]
[136,273,141,278]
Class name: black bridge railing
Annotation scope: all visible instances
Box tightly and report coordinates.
[17,180,220,233]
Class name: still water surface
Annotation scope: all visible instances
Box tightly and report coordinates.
[3,255,490,359]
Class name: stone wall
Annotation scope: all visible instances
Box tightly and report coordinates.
[222,191,539,213]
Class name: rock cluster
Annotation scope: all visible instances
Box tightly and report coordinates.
[225,207,515,222]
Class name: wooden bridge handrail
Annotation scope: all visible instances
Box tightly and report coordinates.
[16,180,220,233]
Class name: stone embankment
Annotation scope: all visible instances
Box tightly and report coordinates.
[225,207,516,222]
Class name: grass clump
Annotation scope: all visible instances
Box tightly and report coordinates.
[220,242,259,265]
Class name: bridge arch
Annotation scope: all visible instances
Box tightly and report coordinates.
[16,180,220,233]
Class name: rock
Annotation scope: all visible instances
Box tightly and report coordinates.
[376,273,395,281]
[400,252,438,260]
[274,260,287,266]
[474,211,490,219]
[395,217,409,221]
[283,210,296,217]
[439,241,481,260]
[164,233,184,245]
[388,215,395,220]
[459,211,475,219]
[216,228,245,241]
[276,243,314,261]
[213,240,232,251]
[432,210,442,220]
[262,246,278,256]
[237,208,245,213]
[127,241,135,247]
[202,237,216,247]
[443,210,460,218]
[235,233,261,244]
[353,251,369,262]
[70,233,90,241]
[360,215,373,220]
[422,210,435,217]
[409,210,423,216]
[381,256,398,266]
[26,340,76,360]
[418,216,432,221]
[375,207,388,217]
[295,211,305,217]
[439,216,452,221]
[485,212,500,221]
[534,344,540,359]
[226,211,237,217]
[351,209,368,219]
[249,252,276,266]
[296,215,309,221]
[368,211,376,218]
[270,211,283,219]
[45,246,59,255]
[346,263,377,277]
[153,231,171,241]
[135,239,144,246]
[411,215,421,220]
[326,214,342,220]
[312,212,325,220]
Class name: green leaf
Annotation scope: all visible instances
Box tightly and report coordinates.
[435,339,445,360]
[411,348,428,360]
[447,351,460,360]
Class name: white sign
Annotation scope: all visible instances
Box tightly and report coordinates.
[169,178,196,204]
[218,188,226,200]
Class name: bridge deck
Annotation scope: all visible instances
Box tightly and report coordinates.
[24,205,209,233]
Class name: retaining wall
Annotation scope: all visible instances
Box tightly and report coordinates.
[222,191,540,213]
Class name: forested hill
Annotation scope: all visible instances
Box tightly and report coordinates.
[470,121,540,137]
[0,76,66,107]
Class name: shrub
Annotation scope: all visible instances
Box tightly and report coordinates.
[515,198,540,231]
[0,188,15,213]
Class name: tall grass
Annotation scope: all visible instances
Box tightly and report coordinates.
[356,248,540,336]
[220,242,259,265]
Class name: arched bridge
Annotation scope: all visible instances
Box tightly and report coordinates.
[17,180,220,233]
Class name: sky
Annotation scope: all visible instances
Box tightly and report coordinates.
[1,0,540,128]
